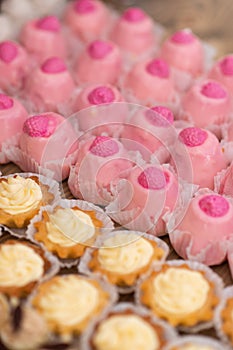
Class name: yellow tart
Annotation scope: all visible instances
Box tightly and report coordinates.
[220,297,233,345]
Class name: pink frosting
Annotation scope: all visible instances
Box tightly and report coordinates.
[41,57,67,73]
[122,7,146,22]
[179,127,208,147]
[23,114,57,137]
[201,81,227,99]
[36,16,60,32]
[146,59,170,78]
[0,94,14,110]
[0,41,18,63]
[74,0,96,13]
[88,86,115,104]
[171,30,195,44]
[88,40,113,59]
[198,194,230,217]
[138,166,168,190]
[220,56,233,76]
[145,106,174,127]
[89,136,119,157]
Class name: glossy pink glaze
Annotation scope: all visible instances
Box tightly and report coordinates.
[138,166,168,189]
[179,127,208,147]
[208,55,233,96]
[123,7,146,22]
[88,86,115,104]
[41,57,67,73]
[23,114,57,137]
[0,94,14,110]
[146,59,170,78]
[74,0,96,13]
[0,41,18,63]
[201,81,227,98]
[74,40,122,85]
[160,29,204,76]
[89,136,119,157]
[199,194,229,217]
[220,56,233,76]
[36,16,60,32]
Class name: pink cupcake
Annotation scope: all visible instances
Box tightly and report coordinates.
[110,7,157,55]
[24,57,75,113]
[171,127,227,189]
[124,58,177,107]
[6,112,78,181]
[208,54,233,96]
[74,40,122,85]
[160,29,204,77]
[0,94,28,164]
[106,164,179,236]
[121,106,176,162]
[0,40,30,93]
[64,0,110,42]
[179,79,232,128]
[68,135,134,205]
[20,15,67,62]
[167,191,233,265]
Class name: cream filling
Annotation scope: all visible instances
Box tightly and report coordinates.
[0,176,42,215]
[152,267,210,315]
[35,276,99,326]
[0,244,44,287]
[179,345,213,350]
[46,208,95,247]
[97,233,154,274]
[93,314,160,350]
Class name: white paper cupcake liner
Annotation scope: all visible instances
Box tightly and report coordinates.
[163,335,225,350]
[26,198,114,268]
[80,302,177,350]
[0,172,61,237]
[79,230,169,294]
[214,286,233,348]
[135,259,224,333]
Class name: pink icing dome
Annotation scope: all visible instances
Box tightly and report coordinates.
[146,59,170,78]
[0,41,18,63]
[88,86,115,104]
[145,106,174,127]
[122,7,146,22]
[88,40,113,59]
[220,56,233,76]
[201,81,227,99]
[23,114,57,138]
[198,194,230,218]
[138,166,168,190]
[36,15,61,32]
[0,94,14,110]
[171,30,195,44]
[41,57,67,73]
[74,0,96,13]
[179,127,208,147]
[89,136,119,157]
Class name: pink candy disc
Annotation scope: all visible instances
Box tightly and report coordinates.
[88,40,113,59]
[138,166,168,190]
[145,106,174,127]
[0,41,18,63]
[199,194,230,217]
[220,56,233,76]
[41,57,67,73]
[89,136,119,157]
[179,127,208,147]
[146,59,170,78]
[88,86,115,105]
[171,30,195,44]
[123,7,146,22]
[201,81,227,99]
[23,114,57,138]
[74,0,96,14]
[0,94,14,110]
[36,16,60,32]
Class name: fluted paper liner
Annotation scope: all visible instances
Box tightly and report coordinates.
[163,335,224,350]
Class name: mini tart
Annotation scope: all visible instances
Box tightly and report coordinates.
[33,205,103,260]
[0,175,54,228]
[88,232,165,287]
[220,297,233,345]
[91,310,167,350]
[0,240,51,298]
[32,274,111,337]
[0,293,10,327]
[139,263,219,327]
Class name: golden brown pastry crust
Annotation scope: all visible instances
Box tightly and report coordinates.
[0,176,54,228]
[88,240,164,287]
[221,297,233,345]
[34,206,103,259]
[139,264,219,327]
[0,240,51,298]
